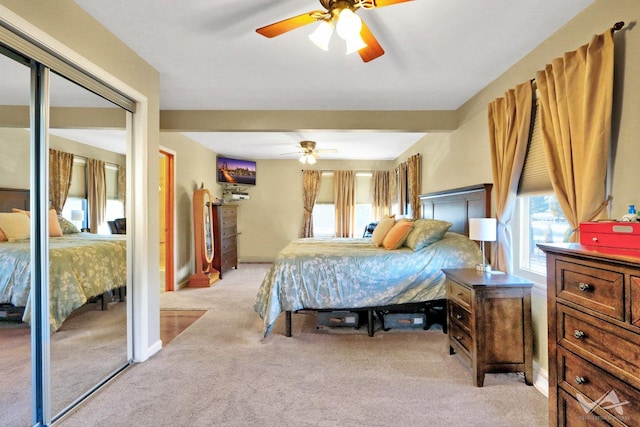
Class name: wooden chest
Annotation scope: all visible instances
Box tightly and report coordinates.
[212,204,238,278]
[580,221,640,250]
[539,243,640,426]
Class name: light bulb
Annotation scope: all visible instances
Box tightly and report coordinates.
[336,9,362,41]
[309,20,333,51]
[299,154,307,164]
[344,34,367,54]
[307,155,317,165]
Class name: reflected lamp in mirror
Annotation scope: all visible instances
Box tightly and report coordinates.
[469,218,496,272]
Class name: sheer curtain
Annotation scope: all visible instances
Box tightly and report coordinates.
[49,149,74,214]
[334,170,355,237]
[87,158,107,233]
[372,170,393,219]
[301,170,322,238]
[536,29,614,242]
[488,81,533,273]
[407,154,421,219]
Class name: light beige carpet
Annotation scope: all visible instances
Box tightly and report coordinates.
[59,263,548,427]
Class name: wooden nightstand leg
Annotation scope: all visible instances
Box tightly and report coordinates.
[474,368,484,387]
[524,365,533,386]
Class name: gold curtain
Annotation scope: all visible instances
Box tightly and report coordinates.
[488,81,534,273]
[87,158,107,233]
[301,170,322,238]
[396,163,407,216]
[407,154,421,219]
[372,170,393,219]
[49,149,74,214]
[334,170,355,237]
[536,29,614,242]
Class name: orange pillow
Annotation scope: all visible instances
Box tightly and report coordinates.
[12,208,63,237]
[382,219,414,250]
[0,227,6,241]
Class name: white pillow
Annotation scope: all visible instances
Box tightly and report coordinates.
[0,212,30,241]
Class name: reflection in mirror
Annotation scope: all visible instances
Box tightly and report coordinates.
[47,72,130,418]
[0,46,32,427]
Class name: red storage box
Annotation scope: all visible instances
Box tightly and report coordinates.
[580,221,640,250]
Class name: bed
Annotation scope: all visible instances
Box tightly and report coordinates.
[255,183,493,338]
[0,188,127,333]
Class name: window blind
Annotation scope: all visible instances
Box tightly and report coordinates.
[518,100,553,195]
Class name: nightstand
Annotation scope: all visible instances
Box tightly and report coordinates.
[443,268,533,387]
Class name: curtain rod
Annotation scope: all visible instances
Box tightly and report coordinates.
[73,154,120,169]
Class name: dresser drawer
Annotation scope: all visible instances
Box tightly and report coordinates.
[221,225,237,239]
[556,260,624,321]
[557,388,612,426]
[449,320,472,355]
[221,255,237,272]
[559,306,640,387]
[220,236,237,253]
[447,280,471,310]
[558,347,640,425]
[220,215,237,228]
[448,300,471,333]
[220,205,236,218]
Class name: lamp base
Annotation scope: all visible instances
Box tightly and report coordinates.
[475,263,492,272]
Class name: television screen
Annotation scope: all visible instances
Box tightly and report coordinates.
[216,156,256,186]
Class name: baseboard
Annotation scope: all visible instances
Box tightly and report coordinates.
[533,363,549,397]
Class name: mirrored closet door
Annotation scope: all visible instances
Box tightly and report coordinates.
[0,34,134,425]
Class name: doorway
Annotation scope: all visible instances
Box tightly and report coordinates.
[159,149,175,292]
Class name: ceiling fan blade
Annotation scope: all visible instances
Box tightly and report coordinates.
[358,20,384,62]
[256,11,321,38]
[316,149,337,154]
[373,0,413,7]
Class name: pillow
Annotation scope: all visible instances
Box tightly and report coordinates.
[58,215,81,234]
[404,219,452,251]
[0,212,31,241]
[12,208,64,237]
[371,215,396,246]
[0,227,6,242]
[382,219,414,250]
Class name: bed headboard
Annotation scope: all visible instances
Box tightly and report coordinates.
[420,183,492,236]
[0,188,30,213]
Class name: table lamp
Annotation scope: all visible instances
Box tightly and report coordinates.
[469,218,497,272]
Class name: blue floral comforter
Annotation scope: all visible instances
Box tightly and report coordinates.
[0,233,127,333]
[254,232,481,337]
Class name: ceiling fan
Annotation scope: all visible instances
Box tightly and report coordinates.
[256,0,413,62]
[283,141,337,164]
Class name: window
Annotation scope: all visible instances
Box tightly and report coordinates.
[515,194,570,276]
[312,171,373,237]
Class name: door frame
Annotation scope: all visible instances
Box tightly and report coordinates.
[159,147,175,292]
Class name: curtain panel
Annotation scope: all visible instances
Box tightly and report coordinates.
[87,158,107,233]
[49,149,74,214]
[372,170,392,219]
[334,170,355,237]
[536,29,614,242]
[488,81,534,273]
[117,165,126,210]
[396,163,407,216]
[407,154,421,219]
[301,170,322,238]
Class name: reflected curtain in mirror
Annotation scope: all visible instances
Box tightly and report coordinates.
[372,170,393,220]
[407,154,421,219]
[87,158,106,233]
[49,149,74,214]
[334,170,355,238]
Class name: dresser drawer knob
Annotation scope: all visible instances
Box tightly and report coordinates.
[578,282,591,292]
[573,330,586,339]
[454,335,462,340]
[592,237,599,242]
[574,376,588,385]
[457,292,464,297]
[455,314,463,320]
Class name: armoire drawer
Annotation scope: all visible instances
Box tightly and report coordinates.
[556,260,624,321]
[558,347,640,425]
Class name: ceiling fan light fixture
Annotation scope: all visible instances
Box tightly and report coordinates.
[309,20,334,51]
[306,154,317,165]
[335,8,362,40]
[344,33,367,54]
[298,153,317,165]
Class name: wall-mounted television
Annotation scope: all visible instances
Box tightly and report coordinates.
[216,155,257,186]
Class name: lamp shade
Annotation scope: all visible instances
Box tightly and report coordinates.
[469,218,496,242]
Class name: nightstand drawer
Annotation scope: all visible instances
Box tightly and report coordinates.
[557,389,611,427]
[558,347,640,424]
[559,306,640,386]
[556,260,624,321]
[446,280,471,310]
[448,301,471,332]
[449,321,472,355]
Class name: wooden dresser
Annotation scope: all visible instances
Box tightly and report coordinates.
[212,204,238,278]
[539,243,640,426]
[443,268,533,387]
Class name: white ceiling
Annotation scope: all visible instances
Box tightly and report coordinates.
[68,0,594,159]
